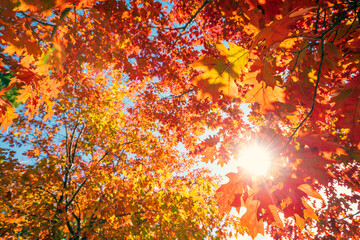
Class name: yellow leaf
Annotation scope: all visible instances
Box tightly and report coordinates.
[217,43,249,75]
[191,44,248,101]
[3,44,24,56]
[43,99,54,122]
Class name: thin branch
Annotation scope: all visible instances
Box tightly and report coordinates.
[339,11,358,40]
[287,43,314,74]
[64,124,80,189]
[281,3,360,151]
[291,5,356,41]
[282,38,325,152]
[173,0,214,44]
[71,124,86,163]
[0,54,17,68]
[68,124,80,163]
[322,7,327,30]
[66,221,76,236]
[340,210,360,220]
[72,212,81,235]
[162,89,194,100]
[314,5,321,34]
[98,151,109,163]
[20,12,56,27]
[66,177,88,209]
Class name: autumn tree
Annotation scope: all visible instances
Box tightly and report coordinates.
[0,68,239,238]
[1,0,360,239]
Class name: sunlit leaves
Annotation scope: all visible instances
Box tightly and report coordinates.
[191,43,248,101]
[245,81,286,114]
[298,184,324,201]
[1,0,360,239]
[251,7,316,50]
[241,198,264,239]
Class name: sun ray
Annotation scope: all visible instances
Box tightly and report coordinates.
[237,143,272,176]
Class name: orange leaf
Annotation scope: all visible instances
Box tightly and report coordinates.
[268,205,284,228]
[294,213,306,230]
[0,106,18,133]
[16,85,32,103]
[245,81,286,113]
[251,7,315,49]
[298,184,324,201]
[241,198,264,239]
[201,145,217,164]
[298,134,346,155]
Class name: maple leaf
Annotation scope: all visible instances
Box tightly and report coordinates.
[0,106,18,133]
[201,136,221,164]
[216,168,253,213]
[298,184,323,201]
[241,198,264,239]
[1,0,360,239]
[251,7,316,50]
[245,58,278,88]
[298,134,346,155]
[268,205,284,228]
[217,43,249,74]
[331,79,360,147]
[201,145,217,164]
[245,81,286,114]
[191,44,248,101]
[16,85,32,104]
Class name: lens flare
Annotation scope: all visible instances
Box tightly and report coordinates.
[237,143,272,176]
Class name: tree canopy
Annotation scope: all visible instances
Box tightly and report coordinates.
[1,0,360,239]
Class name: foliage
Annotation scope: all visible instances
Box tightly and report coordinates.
[1,0,360,239]
[0,73,20,108]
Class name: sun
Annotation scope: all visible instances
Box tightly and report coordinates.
[237,143,272,176]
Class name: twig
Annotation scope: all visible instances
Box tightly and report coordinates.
[281,38,325,152]
[281,2,359,151]
[173,0,213,44]
[340,210,360,220]
[287,44,312,74]
[20,11,56,27]
[162,89,194,100]
[50,8,72,39]
[66,176,88,209]
[314,5,321,34]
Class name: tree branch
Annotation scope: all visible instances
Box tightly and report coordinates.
[340,210,360,220]
[281,2,360,151]
[71,124,86,164]
[162,89,194,100]
[20,11,56,27]
[66,177,88,209]
[282,38,325,152]
[66,220,76,236]
[174,0,214,44]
